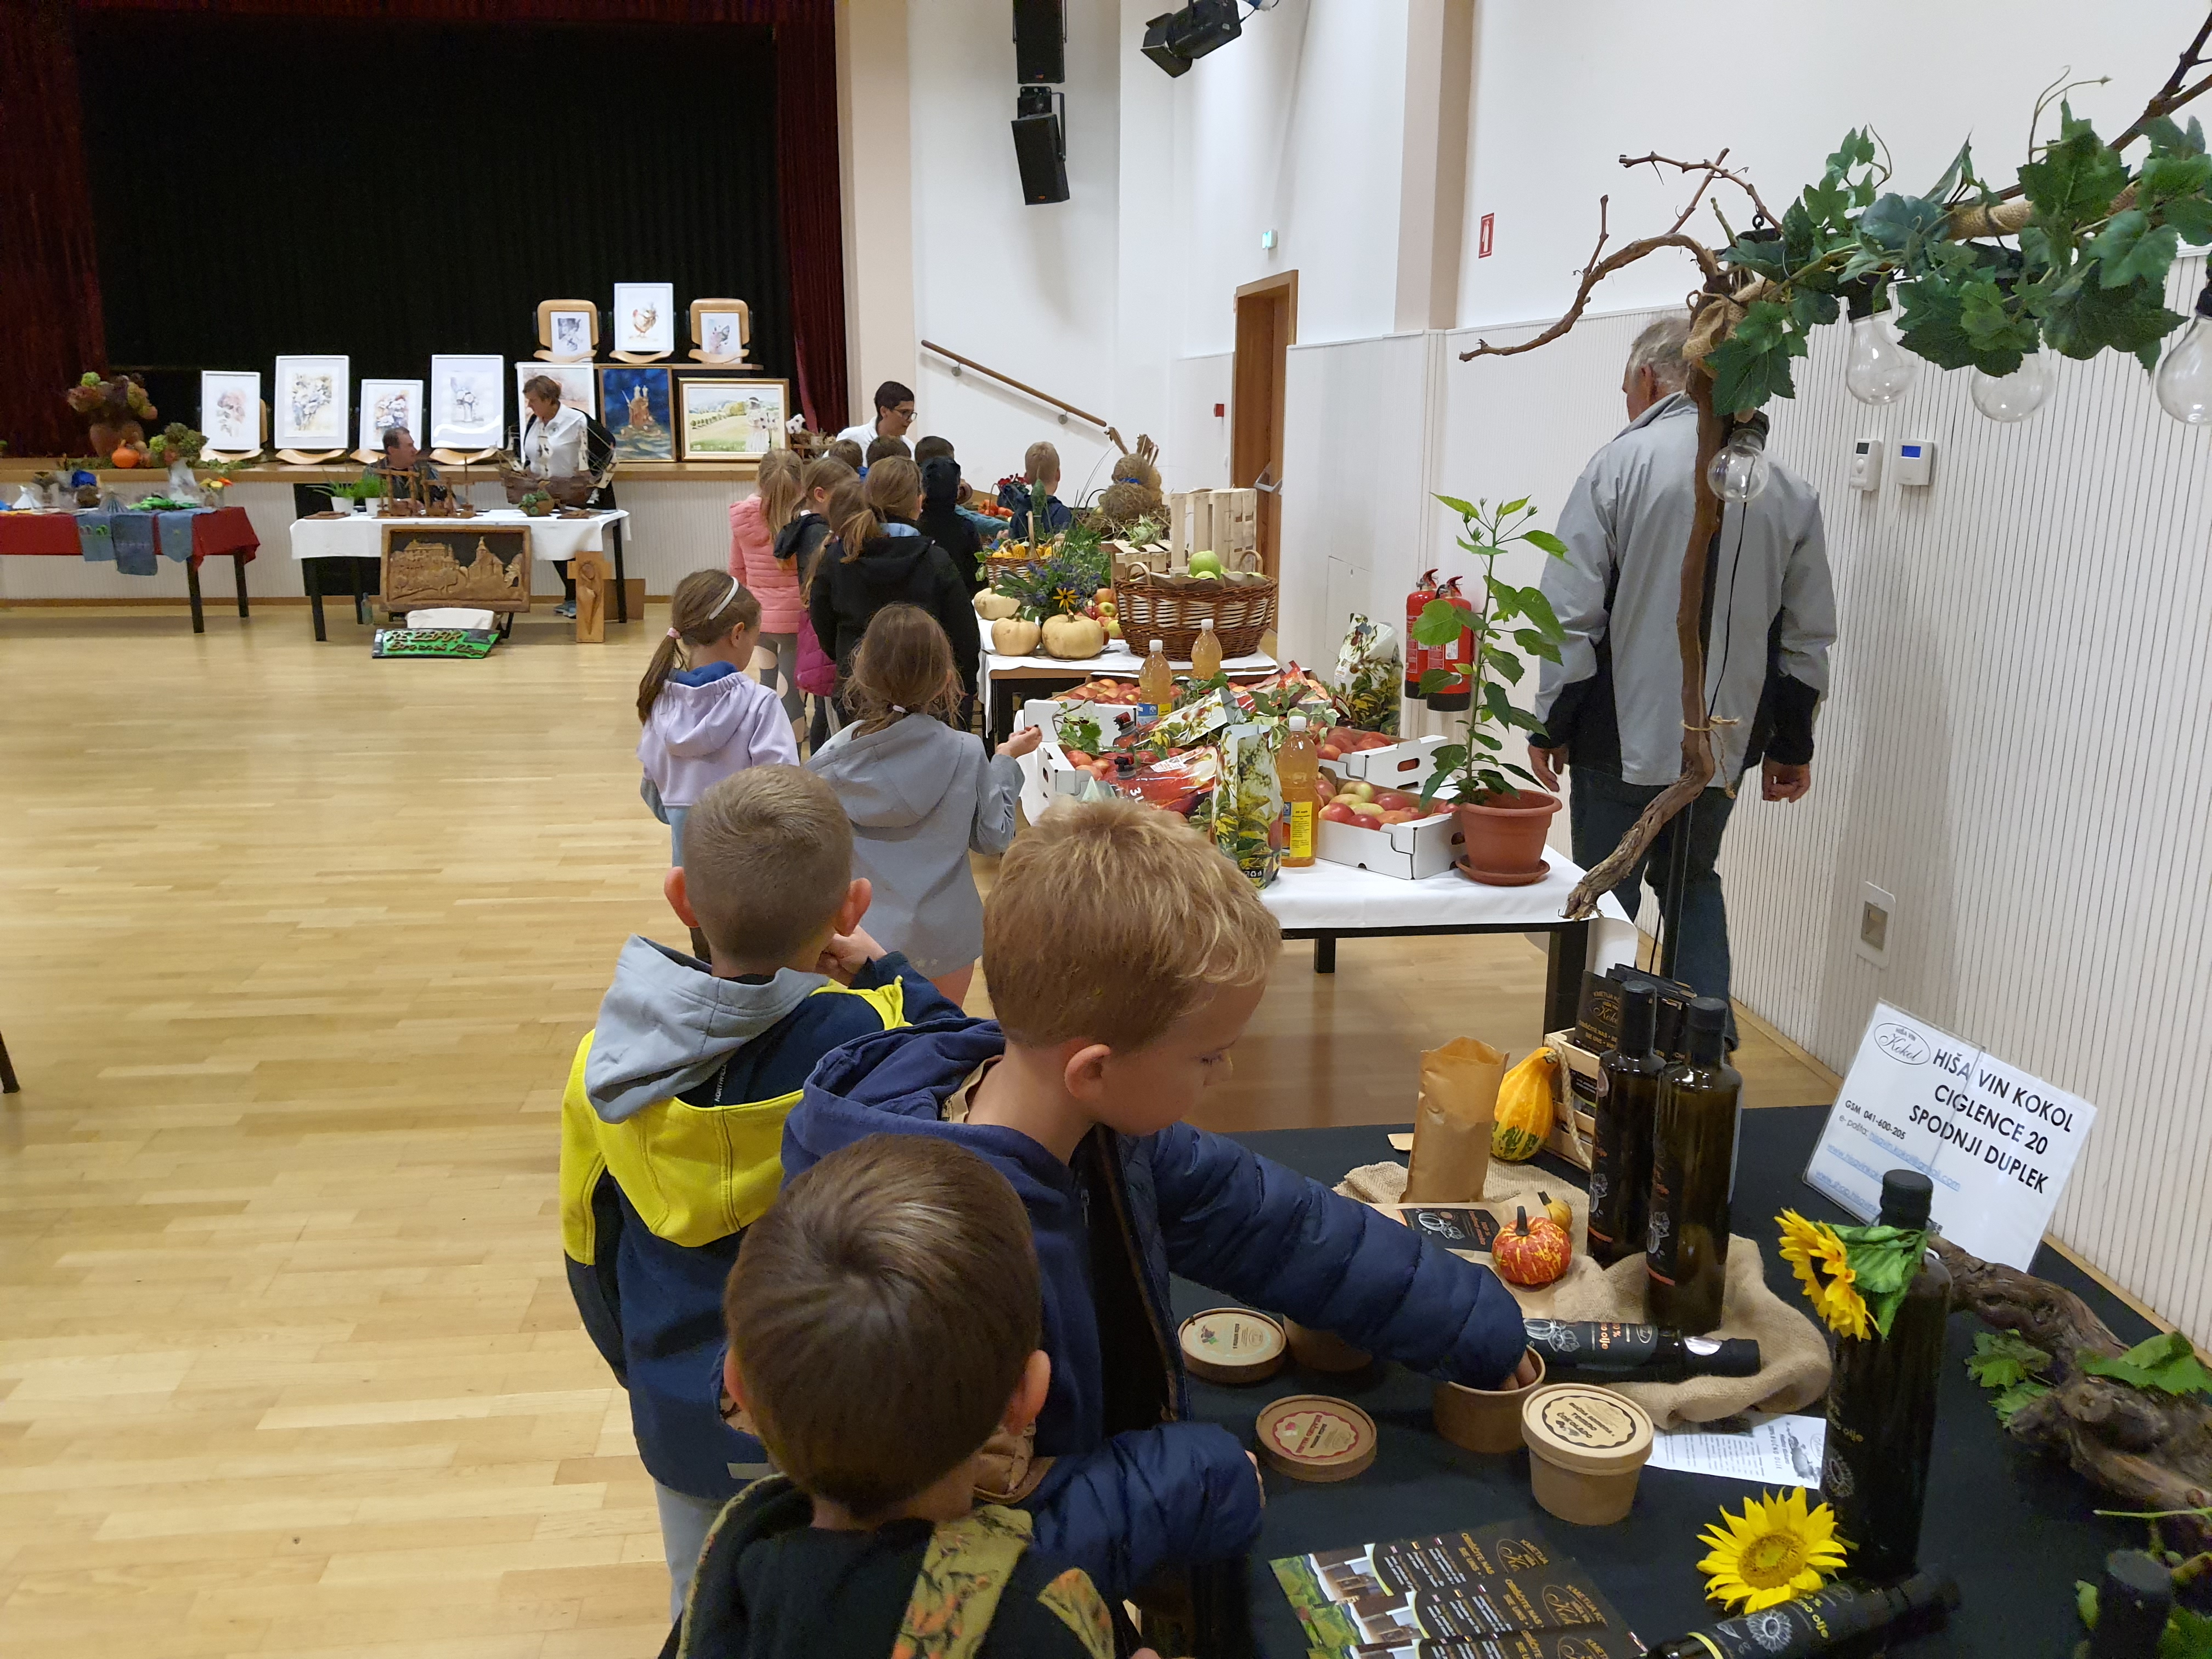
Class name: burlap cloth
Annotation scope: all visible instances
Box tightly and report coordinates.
[1341,1159,1831,1429]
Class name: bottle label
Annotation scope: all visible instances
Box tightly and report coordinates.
[1678,1584,1878,1657]
[1285,799,1314,860]
[1646,1140,1682,1284]
[1138,702,1159,721]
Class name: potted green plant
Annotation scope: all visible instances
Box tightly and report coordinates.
[1412,492,1571,884]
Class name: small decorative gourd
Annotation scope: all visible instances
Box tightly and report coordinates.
[1493,1206,1572,1288]
[1040,612,1106,659]
[974,591,1021,620]
[1491,1047,1559,1161]
[1538,1190,1573,1230]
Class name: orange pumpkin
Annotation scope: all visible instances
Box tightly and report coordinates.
[111,446,142,469]
[1493,1205,1572,1288]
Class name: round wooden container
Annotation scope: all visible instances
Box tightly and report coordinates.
[1432,1349,1546,1454]
[1520,1383,1654,1526]
[1282,1318,1373,1373]
[1256,1395,1379,1483]
[1179,1308,1288,1385]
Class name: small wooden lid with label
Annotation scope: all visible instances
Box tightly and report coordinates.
[1179,1308,1287,1385]
[1256,1395,1378,1482]
[1520,1383,1654,1476]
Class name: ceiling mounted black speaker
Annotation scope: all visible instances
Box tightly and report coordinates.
[1011,103,1068,205]
[1013,0,1064,85]
[1142,0,1242,77]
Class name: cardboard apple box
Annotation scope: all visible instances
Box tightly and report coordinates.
[1332,731,1449,786]
[1314,809,1464,881]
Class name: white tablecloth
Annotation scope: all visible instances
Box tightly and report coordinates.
[287,507,629,565]
[981,644,1275,712]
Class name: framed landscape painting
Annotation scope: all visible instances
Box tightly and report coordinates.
[677,378,788,460]
[358,378,424,452]
[430,354,504,449]
[273,355,349,449]
[516,361,595,419]
[613,281,675,357]
[200,370,261,452]
[598,365,674,461]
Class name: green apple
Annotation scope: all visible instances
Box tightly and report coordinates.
[1188,549,1223,577]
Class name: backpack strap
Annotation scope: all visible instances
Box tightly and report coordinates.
[889,1505,1037,1659]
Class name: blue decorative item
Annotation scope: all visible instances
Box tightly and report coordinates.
[69,469,96,488]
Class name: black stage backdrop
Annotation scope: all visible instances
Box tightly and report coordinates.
[75,10,793,439]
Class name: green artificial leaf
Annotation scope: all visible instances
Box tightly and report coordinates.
[1515,586,1564,638]
[1418,667,1467,696]
[1860,192,1954,262]
[1831,1222,1928,1338]
[1837,244,1889,285]
[2079,1331,2212,1396]
[2078,1579,2100,1630]
[1791,286,1841,329]
[2086,210,2182,289]
[2164,193,2212,245]
[1707,299,1807,414]
[1434,493,1479,519]
[1781,201,1819,268]
[1514,628,1562,664]
[2142,150,2212,205]
[2041,272,2187,366]
[1482,645,1525,685]
[1966,1329,2052,1390]
[1992,1379,2051,1423]
[1801,176,1852,233]
[1825,127,1876,180]
[1897,270,2042,375]
[1925,139,1976,202]
[2144,114,2208,155]
[2018,105,2128,232]
[1849,174,1879,210]
[2018,223,2062,275]
[1522,528,1569,558]
[2165,1606,2212,1659]
[1412,598,1469,648]
[1057,714,1102,756]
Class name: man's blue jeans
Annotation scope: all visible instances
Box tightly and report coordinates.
[1568,768,1738,1045]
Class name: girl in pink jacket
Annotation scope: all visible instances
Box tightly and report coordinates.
[726,450,806,744]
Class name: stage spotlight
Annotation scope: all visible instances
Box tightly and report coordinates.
[1142,0,1242,77]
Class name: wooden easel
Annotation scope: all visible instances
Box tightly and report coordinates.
[276,448,347,466]
[688,297,752,365]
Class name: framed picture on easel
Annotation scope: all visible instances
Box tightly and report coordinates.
[677,377,788,460]
[200,370,262,454]
[599,365,675,461]
[516,361,595,419]
[429,354,504,451]
[612,282,675,358]
[358,379,425,453]
[273,355,349,450]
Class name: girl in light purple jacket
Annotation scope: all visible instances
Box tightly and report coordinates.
[637,571,799,864]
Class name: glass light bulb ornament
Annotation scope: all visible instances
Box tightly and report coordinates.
[1707,415,1772,503]
[1968,350,2054,423]
[1844,310,1918,405]
[2154,280,2212,425]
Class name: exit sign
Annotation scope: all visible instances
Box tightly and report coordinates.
[1478,212,1494,258]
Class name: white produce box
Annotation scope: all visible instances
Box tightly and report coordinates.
[1332,731,1447,787]
[1313,808,1464,881]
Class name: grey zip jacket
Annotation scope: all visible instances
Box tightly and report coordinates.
[808,715,1020,977]
[1536,392,1836,788]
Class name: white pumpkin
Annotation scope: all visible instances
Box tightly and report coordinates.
[974,591,1020,620]
[1041,613,1107,659]
[991,617,1043,655]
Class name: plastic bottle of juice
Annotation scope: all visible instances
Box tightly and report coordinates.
[1190,618,1224,680]
[1137,638,1173,721]
[1279,714,1319,867]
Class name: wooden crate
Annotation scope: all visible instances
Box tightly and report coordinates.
[1543,1029,1600,1170]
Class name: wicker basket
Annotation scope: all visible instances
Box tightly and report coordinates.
[1115,571,1277,658]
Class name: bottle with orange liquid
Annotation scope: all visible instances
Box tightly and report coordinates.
[1278,714,1319,867]
[1137,638,1173,721]
[1190,618,1224,680]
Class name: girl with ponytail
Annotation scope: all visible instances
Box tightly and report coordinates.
[637,569,796,863]
[726,450,808,745]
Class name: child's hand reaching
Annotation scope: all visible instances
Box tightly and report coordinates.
[998,725,1043,759]
[814,926,886,984]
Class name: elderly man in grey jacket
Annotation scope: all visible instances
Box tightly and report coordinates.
[1528,315,1836,1045]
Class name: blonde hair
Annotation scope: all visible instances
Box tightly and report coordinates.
[847,604,962,735]
[826,438,865,470]
[637,569,761,723]
[680,766,854,964]
[1023,441,1060,487]
[800,454,855,503]
[756,449,804,537]
[985,798,1280,1051]
[836,458,921,561]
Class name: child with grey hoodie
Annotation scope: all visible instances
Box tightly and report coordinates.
[807,604,1039,1008]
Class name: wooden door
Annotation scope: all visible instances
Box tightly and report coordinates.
[1232,271,1296,579]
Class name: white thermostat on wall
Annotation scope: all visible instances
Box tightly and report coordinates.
[1849,438,1882,491]
[1894,438,1936,486]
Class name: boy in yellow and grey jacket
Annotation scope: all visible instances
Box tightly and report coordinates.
[561,766,961,1622]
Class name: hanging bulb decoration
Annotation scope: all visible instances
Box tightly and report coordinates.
[1707,413,1771,503]
[2154,278,2212,425]
[1968,350,2055,422]
[1843,307,1918,405]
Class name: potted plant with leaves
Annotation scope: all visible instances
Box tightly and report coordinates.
[1412,492,1571,884]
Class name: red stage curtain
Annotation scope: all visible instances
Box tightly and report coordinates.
[1,0,844,452]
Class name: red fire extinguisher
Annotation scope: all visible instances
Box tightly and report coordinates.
[1426,576,1476,710]
[1404,569,1440,700]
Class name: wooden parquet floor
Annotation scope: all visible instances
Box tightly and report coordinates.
[0,605,1835,1658]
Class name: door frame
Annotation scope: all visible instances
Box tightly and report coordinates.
[1232,270,1297,579]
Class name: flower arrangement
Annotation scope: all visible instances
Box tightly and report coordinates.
[1777,1209,1928,1340]
[1697,1488,1850,1613]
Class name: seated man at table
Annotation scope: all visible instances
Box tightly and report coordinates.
[366,426,445,506]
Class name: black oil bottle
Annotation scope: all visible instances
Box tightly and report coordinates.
[1644,996,1740,1335]
[1586,984,1663,1266]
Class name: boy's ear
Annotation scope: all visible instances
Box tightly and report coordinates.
[665,867,700,928]
[723,1345,746,1410]
[1061,1041,1113,1104]
[1002,1350,1051,1435]
[833,877,872,937]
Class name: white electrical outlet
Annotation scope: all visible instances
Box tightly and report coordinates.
[1849,438,1882,491]
[1855,882,1894,968]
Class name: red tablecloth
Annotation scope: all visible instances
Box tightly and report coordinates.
[0,506,259,569]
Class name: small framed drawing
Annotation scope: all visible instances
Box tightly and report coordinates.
[599,365,674,461]
[381,523,533,614]
[678,377,789,460]
[200,370,262,453]
[516,361,595,419]
[613,281,675,357]
[537,298,597,362]
[690,297,750,364]
[358,378,425,453]
[273,355,349,450]
[430,354,505,450]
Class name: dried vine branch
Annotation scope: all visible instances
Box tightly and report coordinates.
[1459,200,1720,364]
[1620,148,1779,228]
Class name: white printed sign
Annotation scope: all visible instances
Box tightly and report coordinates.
[1804,1002,2096,1269]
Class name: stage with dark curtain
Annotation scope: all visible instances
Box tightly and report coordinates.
[0,0,845,456]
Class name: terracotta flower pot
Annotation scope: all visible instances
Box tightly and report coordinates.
[1453,789,1562,884]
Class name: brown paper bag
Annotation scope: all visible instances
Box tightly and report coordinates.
[1402,1037,1505,1201]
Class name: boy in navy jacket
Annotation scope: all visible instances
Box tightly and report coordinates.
[782,798,1533,1656]
[561,766,959,1621]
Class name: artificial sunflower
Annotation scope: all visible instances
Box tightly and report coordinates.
[1697,1488,1851,1613]
[1776,1210,1873,1339]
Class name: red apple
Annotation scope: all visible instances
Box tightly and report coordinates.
[1374,790,1418,812]
[1318,743,1343,760]
[1320,803,1359,825]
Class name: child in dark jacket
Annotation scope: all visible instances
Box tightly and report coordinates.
[561,766,961,1623]
[808,457,981,704]
[781,798,1533,1654]
[670,1133,1147,1659]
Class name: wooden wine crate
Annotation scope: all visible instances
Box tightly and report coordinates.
[1543,1029,1600,1170]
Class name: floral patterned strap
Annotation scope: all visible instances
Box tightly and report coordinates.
[890,1504,1035,1659]
[1036,1567,1116,1659]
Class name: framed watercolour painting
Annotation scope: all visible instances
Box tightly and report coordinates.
[613,282,675,357]
[430,354,504,450]
[537,298,597,362]
[274,355,348,449]
[677,377,788,460]
[200,370,261,453]
[598,366,674,461]
[516,362,595,419]
[689,297,750,363]
[381,523,532,614]
[358,379,424,452]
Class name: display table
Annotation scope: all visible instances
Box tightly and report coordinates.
[0,506,258,633]
[1200,1107,2154,1659]
[286,508,632,639]
[981,642,1276,744]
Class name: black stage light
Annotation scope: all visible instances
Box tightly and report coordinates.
[1143,0,1242,77]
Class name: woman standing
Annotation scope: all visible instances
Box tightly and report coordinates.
[520,374,602,619]
[727,450,805,744]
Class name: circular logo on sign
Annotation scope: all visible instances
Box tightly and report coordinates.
[1821,1449,1857,1497]
[1874,1022,1931,1065]
[1538,1391,1639,1449]
[1270,1406,1360,1459]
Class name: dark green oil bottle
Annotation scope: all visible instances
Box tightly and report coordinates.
[1820,1169,1951,1583]
[1644,997,1740,1335]
[1587,985,1664,1266]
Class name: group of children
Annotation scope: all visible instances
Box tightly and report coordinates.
[590,433,1537,1659]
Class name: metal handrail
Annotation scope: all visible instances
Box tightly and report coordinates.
[919,340,1116,438]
